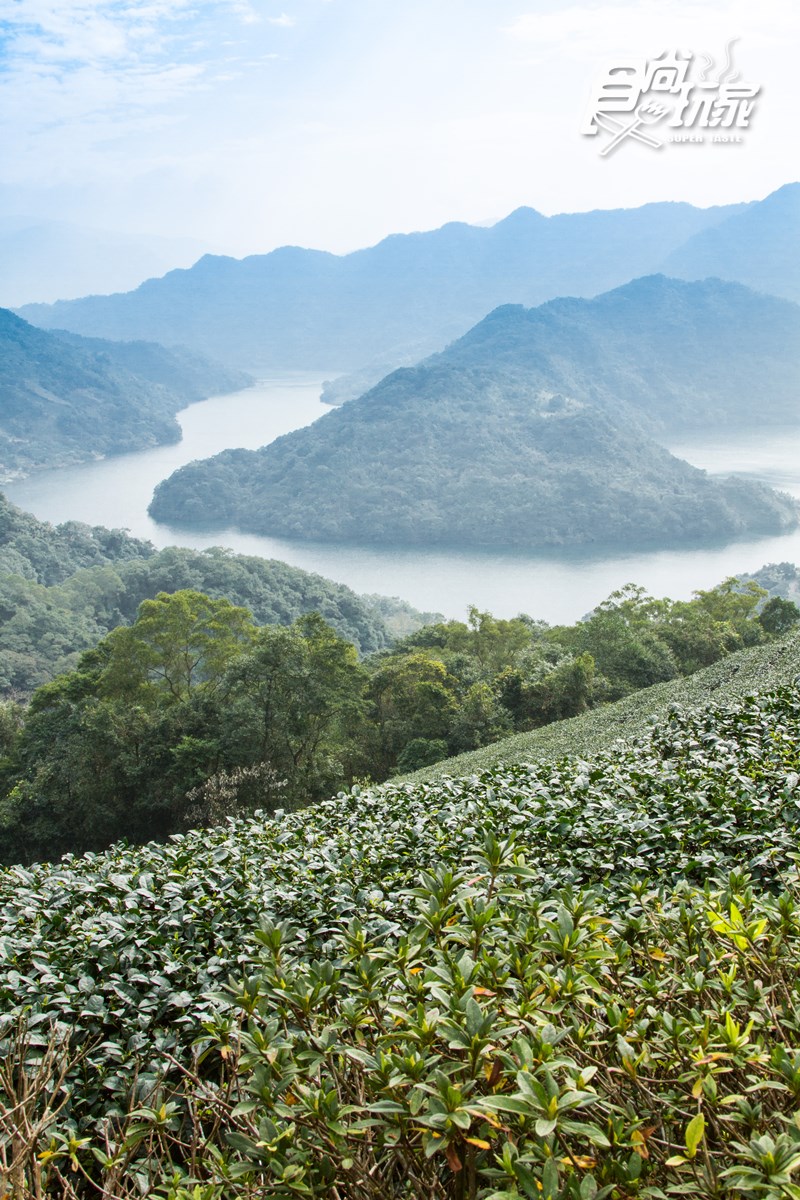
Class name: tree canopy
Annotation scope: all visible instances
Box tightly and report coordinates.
[1,574,798,865]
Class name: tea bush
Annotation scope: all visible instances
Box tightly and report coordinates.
[3,683,800,1196]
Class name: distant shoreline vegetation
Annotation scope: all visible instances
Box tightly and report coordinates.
[0,308,252,480]
[146,484,800,554]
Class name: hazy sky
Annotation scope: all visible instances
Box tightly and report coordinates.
[0,0,796,257]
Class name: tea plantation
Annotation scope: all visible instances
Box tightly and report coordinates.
[401,629,800,783]
[3,653,800,1196]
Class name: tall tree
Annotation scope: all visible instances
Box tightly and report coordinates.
[214,612,369,806]
[100,590,257,703]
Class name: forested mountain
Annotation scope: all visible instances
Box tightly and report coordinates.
[48,330,251,406]
[437,275,800,433]
[0,309,251,478]
[0,493,409,695]
[16,194,761,370]
[661,182,800,302]
[148,277,800,549]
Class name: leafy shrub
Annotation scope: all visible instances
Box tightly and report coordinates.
[2,684,800,1195]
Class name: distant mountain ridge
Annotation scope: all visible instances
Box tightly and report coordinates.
[661,183,800,302]
[436,274,800,433]
[147,275,800,551]
[0,309,251,480]
[20,189,799,372]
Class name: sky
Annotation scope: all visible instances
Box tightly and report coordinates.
[0,0,797,259]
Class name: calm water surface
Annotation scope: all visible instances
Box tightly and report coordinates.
[7,380,800,624]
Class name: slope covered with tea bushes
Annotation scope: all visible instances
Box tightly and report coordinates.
[3,680,800,1196]
[401,627,800,783]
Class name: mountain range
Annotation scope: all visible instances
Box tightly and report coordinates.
[18,185,800,373]
[147,276,800,551]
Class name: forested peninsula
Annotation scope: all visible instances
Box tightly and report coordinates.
[149,277,800,549]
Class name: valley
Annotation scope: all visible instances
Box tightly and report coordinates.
[5,371,800,624]
[4,5,800,1194]
[2,181,800,1200]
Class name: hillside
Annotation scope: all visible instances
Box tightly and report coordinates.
[0,489,156,585]
[439,275,800,433]
[742,560,800,603]
[147,277,800,550]
[661,181,800,302]
[0,492,444,695]
[401,626,800,783]
[2,659,800,1196]
[49,330,252,406]
[15,195,755,370]
[4,556,794,862]
[0,309,251,479]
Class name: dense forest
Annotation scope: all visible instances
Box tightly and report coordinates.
[0,492,411,696]
[1,563,797,865]
[148,277,800,548]
[0,308,250,477]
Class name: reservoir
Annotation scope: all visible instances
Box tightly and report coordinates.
[7,376,800,624]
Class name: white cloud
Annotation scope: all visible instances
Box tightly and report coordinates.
[0,1,795,256]
[228,0,261,24]
[0,0,197,66]
[0,0,214,194]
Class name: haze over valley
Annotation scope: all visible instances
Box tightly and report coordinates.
[17,184,800,374]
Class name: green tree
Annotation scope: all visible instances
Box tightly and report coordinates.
[553,585,678,699]
[395,738,450,774]
[758,595,800,637]
[398,609,535,680]
[100,589,257,703]
[449,681,513,753]
[220,612,368,807]
[664,579,767,675]
[0,700,23,759]
[368,652,459,776]
[497,652,598,728]
[461,608,534,675]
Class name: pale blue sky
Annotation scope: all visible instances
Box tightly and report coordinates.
[0,0,796,256]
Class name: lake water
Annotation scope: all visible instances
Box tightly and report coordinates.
[7,378,800,624]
